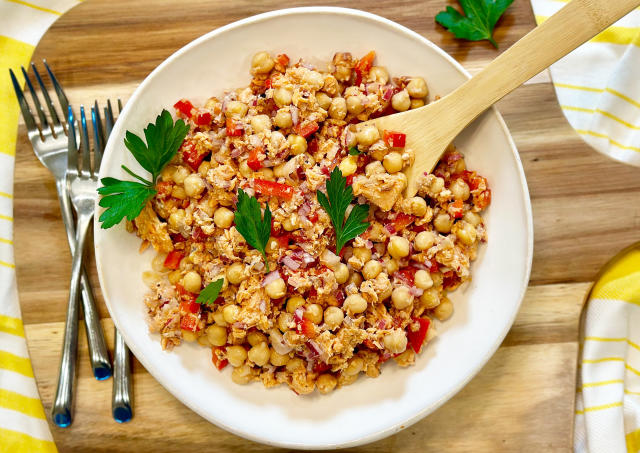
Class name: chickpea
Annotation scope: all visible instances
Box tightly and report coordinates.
[420,288,440,309]
[353,247,372,263]
[160,165,174,182]
[315,92,332,110]
[266,237,279,254]
[171,186,186,200]
[346,95,364,115]
[434,213,453,234]
[410,98,425,109]
[369,66,389,84]
[282,215,299,231]
[356,125,380,147]
[182,330,198,342]
[344,294,368,314]
[391,90,410,112]
[304,304,323,324]
[334,263,349,284]
[434,297,453,320]
[453,221,477,246]
[432,272,444,288]
[383,329,408,354]
[172,166,189,184]
[184,173,205,198]
[334,64,352,82]
[224,263,244,286]
[142,270,160,289]
[348,272,363,287]
[450,179,470,201]
[270,349,290,366]
[273,87,293,107]
[213,207,234,229]
[152,253,168,273]
[414,231,436,251]
[231,364,253,384]
[407,77,428,98]
[226,345,247,367]
[246,331,267,346]
[392,286,413,309]
[265,277,286,299]
[168,209,186,230]
[182,271,202,293]
[324,306,344,330]
[464,211,483,227]
[384,257,399,275]
[344,357,364,376]
[338,155,358,177]
[383,152,404,174]
[274,109,293,129]
[409,197,427,217]
[388,236,410,259]
[362,260,382,280]
[198,161,211,177]
[323,74,339,96]
[303,70,325,90]
[287,134,307,155]
[251,51,275,74]
[247,342,270,366]
[317,374,337,394]
[430,176,445,194]
[213,311,227,327]
[286,295,305,313]
[250,114,272,133]
[329,97,347,120]
[286,357,305,372]
[414,270,433,290]
[239,160,253,178]
[223,304,240,324]
[225,100,248,117]
[206,325,227,346]
[256,167,275,181]
[278,312,293,332]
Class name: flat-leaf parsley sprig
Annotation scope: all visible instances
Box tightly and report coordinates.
[234,188,272,271]
[435,0,514,48]
[196,278,224,305]
[317,167,370,254]
[98,110,189,229]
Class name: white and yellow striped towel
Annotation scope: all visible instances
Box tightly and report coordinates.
[1,1,80,452]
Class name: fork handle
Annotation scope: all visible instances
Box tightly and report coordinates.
[52,212,93,428]
[55,180,111,380]
[112,328,133,423]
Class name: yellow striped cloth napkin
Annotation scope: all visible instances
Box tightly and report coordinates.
[529,3,640,452]
[0,1,80,451]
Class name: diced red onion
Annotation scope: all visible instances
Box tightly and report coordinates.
[409,286,424,297]
[308,339,329,363]
[262,270,280,287]
[290,106,299,126]
[294,307,304,323]
[299,202,311,217]
[344,315,353,326]
[302,252,315,265]
[364,240,373,250]
[383,86,394,101]
[300,62,314,70]
[270,330,293,355]
[230,147,243,158]
[361,96,370,106]
[377,319,387,330]
[282,255,301,271]
[321,249,340,269]
[262,159,273,167]
[248,134,262,148]
[412,262,428,271]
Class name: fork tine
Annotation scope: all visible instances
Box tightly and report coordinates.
[104,100,115,137]
[91,104,103,172]
[117,99,123,113]
[9,69,38,135]
[32,62,62,128]
[21,66,49,132]
[43,60,69,117]
[79,106,92,177]
[67,106,78,173]
[93,100,105,147]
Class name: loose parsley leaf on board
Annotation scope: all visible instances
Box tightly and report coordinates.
[196,278,225,305]
[234,188,272,271]
[348,147,362,155]
[317,167,370,254]
[435,0,514,48]
[97,110,189,229]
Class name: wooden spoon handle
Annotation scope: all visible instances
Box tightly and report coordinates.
[442,0,640,135]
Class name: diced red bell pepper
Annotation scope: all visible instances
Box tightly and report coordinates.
[383,130,406,148]
[362,339,379,350]
[192,226,208,242]
[180,300,201,314]
[211,347,228,371]
[354,50,376,86]
[181,141,206,171]
[180,313,199,332]
[164,250,184,270]
[294,121,319,138]
[276,53,290,67]
[254,178,294,200]
[384,212,415,234]
[195,111,212,126]
[449,199,464,219]
[307,211,319,223]
[264,78,273,89]
[226,117,243,136]
[468,174,488,191]
[247,146,264,171]
[424,259,439,273]
[474,189,492,210]
[444,152,463,165]
[296,317,317,339]
[346,175,354,186]
[395,267,416,286]
[407,317,431,353]
[174,99,194,117]
[443,270,460,289]
[156,181,173,197]
[312,361,331,373]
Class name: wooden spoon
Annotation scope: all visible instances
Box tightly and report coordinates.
[363,0,640,196]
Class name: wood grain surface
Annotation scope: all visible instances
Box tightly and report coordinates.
[13,0,640,451]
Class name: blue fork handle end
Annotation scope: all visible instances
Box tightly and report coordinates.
[53,410,72,428]
[113,404,133,423]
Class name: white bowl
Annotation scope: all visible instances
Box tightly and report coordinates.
[95,7,533,449]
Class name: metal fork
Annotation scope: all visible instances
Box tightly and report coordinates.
[9,64,111,380]
[52,104,102,427]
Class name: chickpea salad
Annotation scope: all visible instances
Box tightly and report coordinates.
[109,50,491,395]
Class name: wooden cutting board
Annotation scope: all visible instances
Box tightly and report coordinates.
[13,0,640,451]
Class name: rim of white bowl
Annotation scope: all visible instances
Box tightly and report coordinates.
[95,6,534,449]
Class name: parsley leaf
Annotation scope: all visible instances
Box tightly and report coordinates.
[196,278,224,305]
[234,188,272,271]
[97,110,189,229]
[317,167,370,254]
[348,147,361,156]
[435,0,514,48]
